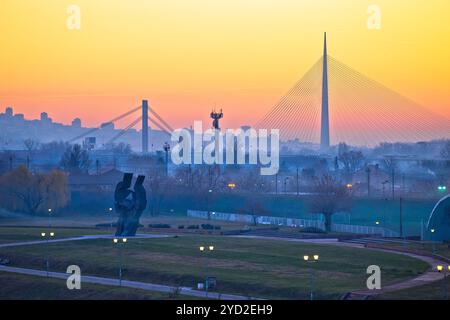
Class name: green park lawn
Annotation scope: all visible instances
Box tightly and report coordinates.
[0,228,430,299]
[375,276,450,300]
[0,272,192,300]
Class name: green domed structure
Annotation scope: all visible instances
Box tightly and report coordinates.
[426,195,450,241]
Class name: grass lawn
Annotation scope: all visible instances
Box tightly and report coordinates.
[0,272,192,300]
[367,240,450,260]
[0,229,430,300]
[375,276,450,300]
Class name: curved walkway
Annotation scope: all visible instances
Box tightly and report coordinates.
[0,234,170,249]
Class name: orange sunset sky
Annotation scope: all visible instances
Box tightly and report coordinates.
[0,0,449,131]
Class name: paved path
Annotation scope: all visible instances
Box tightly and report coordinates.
[0,234,170,248]
[0,265,259,300]
[347,249,447,299]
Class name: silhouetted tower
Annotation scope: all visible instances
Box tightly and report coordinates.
[142,100,149,153]
[320,32,330,150]
[210,109,223,130]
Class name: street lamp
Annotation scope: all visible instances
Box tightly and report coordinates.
[199,245,215,297]
[41,231,55,277]
[303,254,320,300]
[284,177,289,194]
[375,221,380,226]
[113,238,128,286]
[437,265,450,300]
[431,228,436,254]
[108,207,114,228]
[163,142,170,176]
[47,208,52,228]
[227,183,236,190]
[207,189,213,220]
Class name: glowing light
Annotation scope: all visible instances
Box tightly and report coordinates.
[227,183,236,189]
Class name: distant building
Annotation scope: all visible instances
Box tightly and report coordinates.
[68,168,124,191]
[72,118,82,128]
[101,122,114,130]
[14,113,24,121]
[40,112,53,124]
[83,137,96,150]
[5,107,13,117]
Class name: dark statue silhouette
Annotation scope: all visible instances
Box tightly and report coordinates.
[114,173,147,236]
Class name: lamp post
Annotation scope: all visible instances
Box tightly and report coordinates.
[113,238,128,286]
[199,245,214,297]
[108,207,113,228]
[437,265,450,300]
[284,177,289,194]
[41,231,55,277]
[47,208,52,228]
[163,142,170,176]
[382,180,389,199]
[431,229,436,254]
[207,189,213,220]
[303,254,319,300]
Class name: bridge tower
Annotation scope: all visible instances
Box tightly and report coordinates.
[142,100,149,153]
[320,32,330,150]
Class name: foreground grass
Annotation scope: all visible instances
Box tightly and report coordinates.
[375,276,450,300]
[0,230,430,299]
[0,272,191,300]
[367,240,450,260]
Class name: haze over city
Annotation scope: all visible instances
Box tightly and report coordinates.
[1,0,449,132]
[0,0,450,306]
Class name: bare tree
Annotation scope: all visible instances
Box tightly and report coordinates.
[23,138,39,153]
[145,170,175,216]
[305,174,352,232]
[0,166,69,215]
[60,144,91,174]
[338,143,365,180]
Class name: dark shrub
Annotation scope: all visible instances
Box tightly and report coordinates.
[299,226,325,233]
[148,223,171,228]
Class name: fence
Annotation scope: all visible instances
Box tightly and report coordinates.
[331,223,399,237]
[187,209,400,237]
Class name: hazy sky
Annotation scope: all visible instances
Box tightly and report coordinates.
[0,0,449,131]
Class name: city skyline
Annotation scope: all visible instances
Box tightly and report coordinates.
[0,0,450,132]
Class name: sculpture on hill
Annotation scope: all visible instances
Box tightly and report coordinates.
[114,173,147,237]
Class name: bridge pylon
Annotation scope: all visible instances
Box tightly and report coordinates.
[142,100,149,153]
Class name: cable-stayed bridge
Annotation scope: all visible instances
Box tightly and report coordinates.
[256,33,450,147]
[69,33,449,153]
[68,100,173,153]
